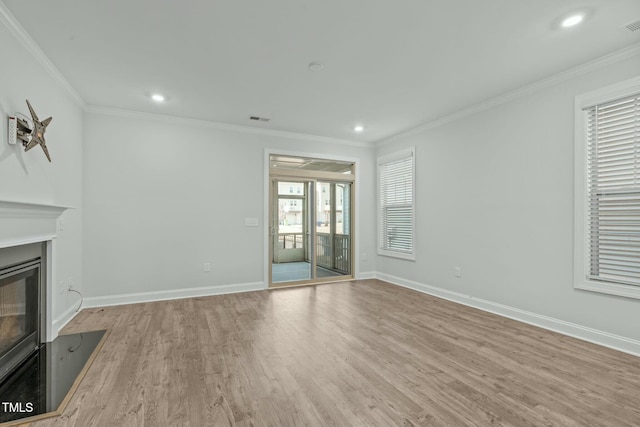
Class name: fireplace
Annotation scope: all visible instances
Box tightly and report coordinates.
[0,243,43,384]
[0,200,108,424]
[0,200,69,391]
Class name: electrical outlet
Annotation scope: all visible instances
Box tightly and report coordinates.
[454,267,462,278]
[59,280,66,295]
[68,277,74,291]
[361,252,367,261]
[204,262,211,272]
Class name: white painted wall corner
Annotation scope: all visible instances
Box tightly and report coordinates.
[51,303,80,340]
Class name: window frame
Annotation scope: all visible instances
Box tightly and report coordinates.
[574,76,640,299]
[377,147,416,260]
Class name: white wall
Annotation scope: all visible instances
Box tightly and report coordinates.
[82,111,376,304]
[376,54,640,350]
[0,21,84,331]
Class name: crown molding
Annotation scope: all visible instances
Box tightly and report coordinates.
[0,1,85,107]
[0,0,366,149]
[85,105,372,148]
[376,41,640,147]
[5,0,638,149]
[0,1,362,147]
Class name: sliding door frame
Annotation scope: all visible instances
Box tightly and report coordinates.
[264,150,359,289]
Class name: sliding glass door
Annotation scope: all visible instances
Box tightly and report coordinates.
[315,182,351,279]
[269,155,355,287]
[271,180,311,283]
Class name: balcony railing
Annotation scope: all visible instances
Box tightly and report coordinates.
[317,233,351,274]
[277,233,304,249]
[276,232,351,275]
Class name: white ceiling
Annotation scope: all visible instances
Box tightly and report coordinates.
[3,0,640,143]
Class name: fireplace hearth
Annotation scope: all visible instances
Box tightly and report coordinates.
[0,329,107,425]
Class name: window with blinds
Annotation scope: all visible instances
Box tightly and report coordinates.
[575,78,640,300]
[584,92,640,290]
[378,148,415,259]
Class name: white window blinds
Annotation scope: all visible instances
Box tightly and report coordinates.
[378,148,415,259]
[586,93,640,287]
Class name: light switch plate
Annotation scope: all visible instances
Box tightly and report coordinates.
[245,218,259,227]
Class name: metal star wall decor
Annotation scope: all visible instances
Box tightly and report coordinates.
[21,100,53,162]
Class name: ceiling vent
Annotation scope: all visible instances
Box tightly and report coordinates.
[625,19,640,32]
[249,116,270,122]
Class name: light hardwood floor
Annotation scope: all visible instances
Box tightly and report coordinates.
[32,279,640,426]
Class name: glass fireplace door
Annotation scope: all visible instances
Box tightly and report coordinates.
[0,259,40,384]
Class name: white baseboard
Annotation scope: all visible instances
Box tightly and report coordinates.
[68,272,640,358]
[83,281,265,309]
[51,302,80,341]
[376,272,640,358]
[356,271,377,280]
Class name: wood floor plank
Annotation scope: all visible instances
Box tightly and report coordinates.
[29,279,640,426]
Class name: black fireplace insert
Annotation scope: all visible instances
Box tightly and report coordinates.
[0,257,41,384]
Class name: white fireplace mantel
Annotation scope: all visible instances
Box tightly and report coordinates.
[0,199,71,248]
[0,200,69,217]
[0,199,73,342]
[0,199,71,217]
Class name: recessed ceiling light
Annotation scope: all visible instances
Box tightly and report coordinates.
[151,94,165,102]
[561,13,584,28]
[308,62,324,71]
[354,125,364,132]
